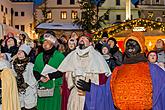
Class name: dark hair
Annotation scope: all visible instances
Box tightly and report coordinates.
[45,31,56,37]
[23,51,28,57]
[5,37,17,47]
[147,50,158,59]
[19,34,26,41]
[107,37,117,45]
[102,32,108,38]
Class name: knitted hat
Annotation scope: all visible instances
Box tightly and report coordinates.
[124,32,146,53]
[82,32,93,42]
[147,50,158,60]
[102,32,109,38]
[43,33,59,47]
[19,44,31,55]
[102,43,110,50]
[108,37,117,45]
[45,30,56,37]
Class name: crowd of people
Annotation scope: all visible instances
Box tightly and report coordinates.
[0,30,164,110]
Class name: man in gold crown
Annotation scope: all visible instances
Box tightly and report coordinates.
[77,32,165,110]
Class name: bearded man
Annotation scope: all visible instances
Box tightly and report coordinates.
[47,33,111,110]
[77,32,165,110]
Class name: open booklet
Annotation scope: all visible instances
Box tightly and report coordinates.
[41,64,57,76]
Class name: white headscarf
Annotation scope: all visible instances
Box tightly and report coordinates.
[58,46,111,76]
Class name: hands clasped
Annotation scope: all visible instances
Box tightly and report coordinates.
[40,74,50,83]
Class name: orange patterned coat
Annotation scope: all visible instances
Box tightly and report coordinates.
[110,62,152,110]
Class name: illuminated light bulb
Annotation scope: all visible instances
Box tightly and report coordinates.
[149,41,152,47]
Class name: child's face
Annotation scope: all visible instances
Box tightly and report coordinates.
[102,47,109,55]
[17,50,26,60]
[156,39,164,49]
[7,38,15,48]
[148,52,157,63]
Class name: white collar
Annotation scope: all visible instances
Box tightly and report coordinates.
[76,46,93,57]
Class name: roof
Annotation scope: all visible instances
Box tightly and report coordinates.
[11,0,33,2]
[36,23,82,31]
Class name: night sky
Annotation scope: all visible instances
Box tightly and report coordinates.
[34,0,139,5]
[34,0,43,5]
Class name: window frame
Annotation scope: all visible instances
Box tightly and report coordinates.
[57,0,62,5]
[5,7,7,14]
[61,11,67,19]
[21,12,25,16]
[70,0,75,5]
[15,25,19,29]
[116,14,121,21]
[71,10,78,19]
[1,5,4,12]
[116,0,120,6]
[21,25,25,31]
[15,12,18,16]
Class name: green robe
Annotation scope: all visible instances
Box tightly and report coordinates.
[33,50,65,110]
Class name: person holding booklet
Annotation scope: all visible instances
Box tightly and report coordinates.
[33,32,65,110]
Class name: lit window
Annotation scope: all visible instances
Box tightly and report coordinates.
[61,11,67,19]
[148,11,153,18]
[71,11,77,19]
[47,11,52,19]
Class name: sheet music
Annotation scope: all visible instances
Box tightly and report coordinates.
[41,64,57,75]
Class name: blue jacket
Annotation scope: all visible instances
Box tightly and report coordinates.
[85,63,165,110]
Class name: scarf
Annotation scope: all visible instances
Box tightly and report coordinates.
[109,45,119,55]
[13,57,29,93]
[123,53,147,64]
[43,46,55,64]
[76,46,91,57]
[58,46,111,76]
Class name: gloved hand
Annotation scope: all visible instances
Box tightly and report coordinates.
[77,79,91,92]
[48,71,63,80]
[110,56,117,61]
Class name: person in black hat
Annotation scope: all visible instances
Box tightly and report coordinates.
[95,31,109,53]
[107,37,123,70]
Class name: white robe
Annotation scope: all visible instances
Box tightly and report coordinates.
[12,63,37,109]
[58,46,111,110]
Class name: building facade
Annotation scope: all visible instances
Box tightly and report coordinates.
[0,0,34,38]
[35,0,81,24]
[138,0,165,22]
[99,0,139,25]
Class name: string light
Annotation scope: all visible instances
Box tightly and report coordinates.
[93,18,165,40]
